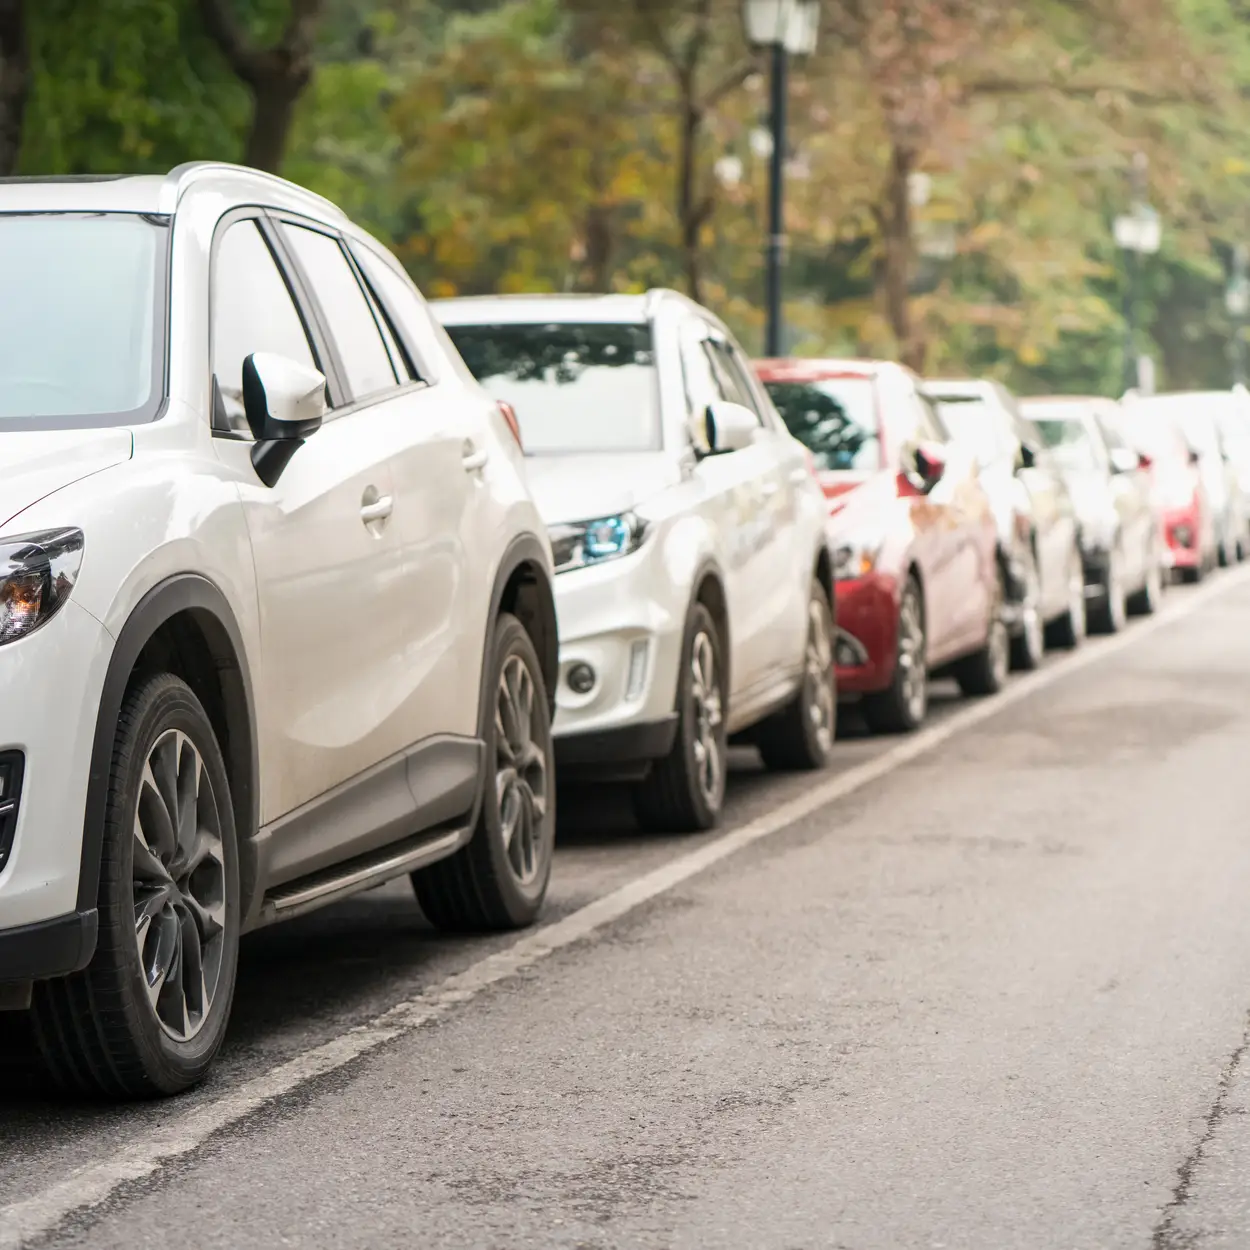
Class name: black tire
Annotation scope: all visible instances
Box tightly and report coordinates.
[414,613,554,931]
[31,674,240,1098]
[1008,551,1044,672]
[1181,561,1204,585]
[633,601,727,832]
[862,575,927,734]
[755,579,836,772]
[1127,542,1163,616]
[1088,547,1128,634]
[1045,546,1086,650]
[953,573,1010,697]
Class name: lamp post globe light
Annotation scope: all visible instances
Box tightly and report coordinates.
[742,0,820,358]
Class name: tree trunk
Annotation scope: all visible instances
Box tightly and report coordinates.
[244,79,302,173]
[583,201,613,292]
[882,140,923,370]
[0,0,27,177]
[677,91,703,303]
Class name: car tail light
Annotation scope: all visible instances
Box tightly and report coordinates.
[497,401,522,450]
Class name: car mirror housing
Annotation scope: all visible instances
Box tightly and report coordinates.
[705,400,759,454]
[243,351,327,487]
[1108,446,1139,475]
[913,441,947,491]
[1018,442,1037,470]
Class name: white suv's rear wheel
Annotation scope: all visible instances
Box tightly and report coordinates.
[414,613,554,930]
[32,673,240,1097]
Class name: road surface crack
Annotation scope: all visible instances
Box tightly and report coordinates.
[1152,1008,1250,1249]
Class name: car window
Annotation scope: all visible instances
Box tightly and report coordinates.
[354,262,412,383]
[440,321,660,453]
[1031,415,1103,472]
[706,337,765,424]
[925,393,1011,465]
[763,377,880,471]
[212,219,318,435]
[352,244,442,383]
[282,225,397,403]
[915,391,947,442]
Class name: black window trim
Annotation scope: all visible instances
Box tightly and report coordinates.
[0,209,171,433]
[266,211,430,421]
[346,236,440,389]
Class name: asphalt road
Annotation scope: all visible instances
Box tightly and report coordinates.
[4,567,1250,1249]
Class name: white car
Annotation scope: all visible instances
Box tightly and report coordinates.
[0,164,559,1097]
[433,292,836,833]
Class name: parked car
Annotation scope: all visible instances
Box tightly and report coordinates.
[755,358,1011,735]
[0,164,561,1098]
[923,378,1084,668]
[1125,392,1243,567]
[433,293,836,834]
[1019,397,1162,630]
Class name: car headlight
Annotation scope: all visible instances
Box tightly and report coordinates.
[0,528,85,645]
[548,512,648,574]
[832,532,885,581]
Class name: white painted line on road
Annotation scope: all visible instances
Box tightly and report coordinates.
[4,565,1248,1249]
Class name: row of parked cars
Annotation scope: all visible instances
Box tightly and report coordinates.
[0,163,1240,1100]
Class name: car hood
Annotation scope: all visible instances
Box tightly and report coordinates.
[523,453,679,526]
[1,428,134,529]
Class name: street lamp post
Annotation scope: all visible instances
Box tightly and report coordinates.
[742,0,819,358]
[1113,152,1161,394]
[1226,244,1248,387]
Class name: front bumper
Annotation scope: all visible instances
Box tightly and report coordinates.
[549,545,686,770]
[0,600,113,974]
[833,572,900,694]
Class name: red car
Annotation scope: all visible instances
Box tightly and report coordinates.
[756,358,1011,732]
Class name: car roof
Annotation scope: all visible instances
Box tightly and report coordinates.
[753,357,895,381]
[0,163,346,222]
[924,377,997,396]
[431,290,697,327]
[1022,395,1117,418]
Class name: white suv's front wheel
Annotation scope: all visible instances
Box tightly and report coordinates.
[32,673,241,1098]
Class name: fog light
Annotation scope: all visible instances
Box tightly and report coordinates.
[567,663,596,695]
[625,640,649,701]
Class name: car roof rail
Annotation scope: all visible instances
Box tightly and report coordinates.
[160,161,347,220]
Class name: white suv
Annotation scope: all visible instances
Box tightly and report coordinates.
[433,292,835,832]
[0,164,559,1097]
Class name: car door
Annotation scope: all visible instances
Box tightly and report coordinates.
[209,215,412,830]
[705,330,809,683]
[1012,410,1075,619]
[678,320,776,706]
[280,222,480,752]
[1094,407,1152,585]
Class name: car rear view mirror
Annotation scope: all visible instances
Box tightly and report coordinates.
[243,351,327,486]
[913,441,947,490]
[705,400,759,454]
[1108,447,1138,475]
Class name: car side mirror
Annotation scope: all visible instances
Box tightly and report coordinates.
[243,351,327,487]
[1108,446,1138,475]
[913,441,947,491]
[1188,447,1201,467]
[705,400,759,454]
[1017,442,1037,470]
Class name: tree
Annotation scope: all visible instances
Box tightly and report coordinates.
[195,0,323,172]
[0,0,26,176]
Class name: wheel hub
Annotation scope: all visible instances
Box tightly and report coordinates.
[494,654,548,885]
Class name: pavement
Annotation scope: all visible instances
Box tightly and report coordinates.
[4,567,1250,1249]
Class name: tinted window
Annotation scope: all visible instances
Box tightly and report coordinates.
[213,220,316,433]
[442,322,660,453]
[0,213,164,427]
[283,225,397,401]
[928,394,1012,465]
[764,378,880,471]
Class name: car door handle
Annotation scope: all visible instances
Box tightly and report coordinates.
[462,442,489,472]
[360,495,394,524]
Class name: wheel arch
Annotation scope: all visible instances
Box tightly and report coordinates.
[77,575,259,918]
[486,534,559,724]
[691,559,730,696]
[813,544,834,621]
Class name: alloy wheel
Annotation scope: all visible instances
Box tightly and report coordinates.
[1019,560,1045,664]
[689,629,725,806]
[494,654,549,886]
[804,598,835,755]
[897,588,927,723]
[132,729,227,1043]
[1068,558,1087,639]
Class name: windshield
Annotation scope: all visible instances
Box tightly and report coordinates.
[1032,416,1102,472]
[926,394,1011,465]
[440,321,660,453]
[762,377,879,471]
[1129,396,1221,457]
[0,212,165,429]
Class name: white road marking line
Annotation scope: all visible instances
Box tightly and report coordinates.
[3,566,1247,1249]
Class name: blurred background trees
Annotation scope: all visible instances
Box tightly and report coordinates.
[7,0,1250,395]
